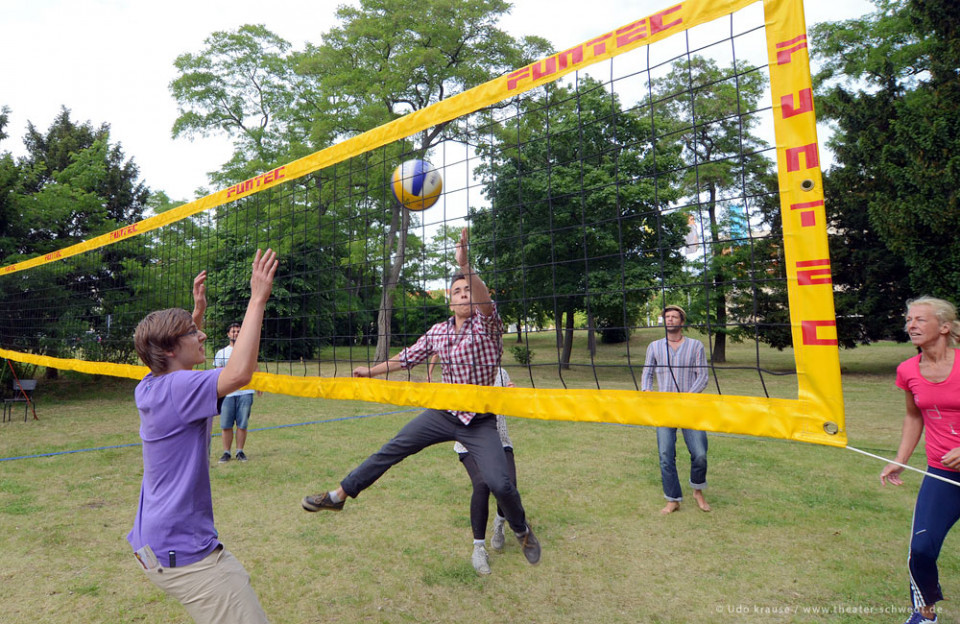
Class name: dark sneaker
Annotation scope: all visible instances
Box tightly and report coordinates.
[904,612,938,624]
[516,525,541,565]
[236,450,248,462]
[302,491,345,512]
[218,452,231,463]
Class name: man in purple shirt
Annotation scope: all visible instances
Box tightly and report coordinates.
[642,305,711,515]
[302,228,540,566]
[128,249,277,624]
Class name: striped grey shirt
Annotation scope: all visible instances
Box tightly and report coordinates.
[641,337,709,394]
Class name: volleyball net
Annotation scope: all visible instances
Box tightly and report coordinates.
[0,0,844,446]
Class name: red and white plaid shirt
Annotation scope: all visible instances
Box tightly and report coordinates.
[396,303,504,424]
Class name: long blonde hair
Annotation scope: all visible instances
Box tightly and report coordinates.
[906,297,960,346]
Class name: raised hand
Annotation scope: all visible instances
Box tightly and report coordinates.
[250,249,279,303]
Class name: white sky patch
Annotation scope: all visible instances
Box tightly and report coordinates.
[1,0,873,202]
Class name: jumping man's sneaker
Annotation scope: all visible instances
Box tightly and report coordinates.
[302,491,345,512]
[236,450,248,462]
[903,611,938,624]
[491,515,506,551]
[218,452,231,463]
[471,544,491,575]
[516,524,541,565]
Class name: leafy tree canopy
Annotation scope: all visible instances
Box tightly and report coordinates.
[171,24,299,185]
[5,106,148,257]
[812,0,960,318]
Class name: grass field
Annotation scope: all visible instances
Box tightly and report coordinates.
[1,336,958,623]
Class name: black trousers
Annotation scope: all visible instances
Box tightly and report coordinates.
[340,409,528,534]
[460,447,517,540]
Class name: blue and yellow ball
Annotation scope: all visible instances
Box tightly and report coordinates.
[391,159,442,211]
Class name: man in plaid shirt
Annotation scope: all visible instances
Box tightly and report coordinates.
[302,228,540,565]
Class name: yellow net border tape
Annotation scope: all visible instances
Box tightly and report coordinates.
[0,0,846,446]
[0,345,844,447]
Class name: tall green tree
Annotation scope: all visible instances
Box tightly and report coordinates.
[722,174,792,350]
[471,77,687,368]
[651,57,772,362]
[17,107,149,249]
[170,24,299,186]
[294,0,551,362]
[0,105,22,264]
[812,0,960,332]
[0,108,151,372]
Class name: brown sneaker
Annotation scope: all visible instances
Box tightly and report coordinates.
[516,525,541,565]
[302,491,345,512]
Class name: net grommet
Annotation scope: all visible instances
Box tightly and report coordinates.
[823,422,839,435]
[800,178,816,191]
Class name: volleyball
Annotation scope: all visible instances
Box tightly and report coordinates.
[391,159,442,211]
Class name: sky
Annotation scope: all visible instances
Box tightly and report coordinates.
[1,0,876,202]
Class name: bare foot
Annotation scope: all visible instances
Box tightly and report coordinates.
[660,501,680,515]
[693,490,711,512]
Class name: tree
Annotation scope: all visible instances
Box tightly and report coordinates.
[811,0,960,334]
[0,108,151,373]
[822,162,913,345]
[293,0,551,362]
[651,57,773,362]
[471,77,687,368]
[0,105,22,264]
[723,174,793,350]
[18,107,149,243]
[170,24,300,186]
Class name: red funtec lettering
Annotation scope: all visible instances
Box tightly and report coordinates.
[785,143,819,172]
[531,57,557,81]
[650,4,683,35]
[796,259,832,286]
[616,19,648,47]
[775,34,808,65]
[507,67,530,91]
[585,33,613,56]
[556,46,584,70]
[801,320,838,346]
[781,88,813,119]
[790,199,823,228]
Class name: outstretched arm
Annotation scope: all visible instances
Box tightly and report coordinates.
[353,357,407,378]
[354,332,433,378]
[217,250,278,397]
[455,227,494,317]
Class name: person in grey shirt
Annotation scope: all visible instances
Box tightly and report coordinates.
[641,305,711,514]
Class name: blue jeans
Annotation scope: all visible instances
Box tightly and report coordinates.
[220,393,253,430]
[656,427,708,502]
[908,466,960,608]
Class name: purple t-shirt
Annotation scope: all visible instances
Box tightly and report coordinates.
[127,368,222,568]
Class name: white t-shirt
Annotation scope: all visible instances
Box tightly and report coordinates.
[212,345,255,397]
